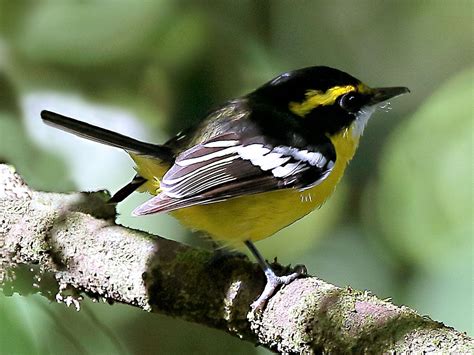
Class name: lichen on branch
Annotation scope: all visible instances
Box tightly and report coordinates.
[0,164,472,353]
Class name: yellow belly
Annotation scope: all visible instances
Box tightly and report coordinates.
[131,127,359,245]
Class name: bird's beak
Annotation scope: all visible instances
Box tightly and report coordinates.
[369,86,410,105]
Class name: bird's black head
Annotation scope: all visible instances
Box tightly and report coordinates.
[250,66,409,136]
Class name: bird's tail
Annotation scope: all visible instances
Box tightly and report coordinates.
[108,175,147,203]
[40,110,173,161]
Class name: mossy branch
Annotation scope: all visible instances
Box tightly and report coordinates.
[0,164,472,353]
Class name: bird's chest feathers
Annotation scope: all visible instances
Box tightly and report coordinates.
[300,125,360,205]
[171,126,360,243]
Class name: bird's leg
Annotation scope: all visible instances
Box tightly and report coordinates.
[244,240,306,312]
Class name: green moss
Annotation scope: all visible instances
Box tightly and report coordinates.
[174,248,211,267]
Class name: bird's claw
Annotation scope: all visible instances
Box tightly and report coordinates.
[251,264,307,313]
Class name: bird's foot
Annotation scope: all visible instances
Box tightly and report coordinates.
[251,264,307,312]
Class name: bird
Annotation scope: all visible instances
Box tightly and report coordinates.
[41,66,409,310]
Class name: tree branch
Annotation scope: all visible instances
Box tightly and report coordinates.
[0,164,472,353]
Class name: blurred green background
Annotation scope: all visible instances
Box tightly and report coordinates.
[0,1,472,354]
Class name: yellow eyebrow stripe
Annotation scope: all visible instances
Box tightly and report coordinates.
[289,85,356,117]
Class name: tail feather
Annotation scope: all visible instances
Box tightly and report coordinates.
[108,175,147,204]
[41,110,173,160]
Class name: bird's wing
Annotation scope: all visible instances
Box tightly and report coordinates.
[133,132,336,215]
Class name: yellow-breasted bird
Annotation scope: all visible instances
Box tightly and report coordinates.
[41,66,409,310]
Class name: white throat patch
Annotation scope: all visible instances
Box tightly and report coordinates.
[352,105,377,138]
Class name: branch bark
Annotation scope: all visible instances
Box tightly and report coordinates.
[0,164,472,353]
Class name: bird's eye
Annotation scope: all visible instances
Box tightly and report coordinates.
[339,93,360,112]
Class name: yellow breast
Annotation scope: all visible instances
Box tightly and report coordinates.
[131,126,360,246]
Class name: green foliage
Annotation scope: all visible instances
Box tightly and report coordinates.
[375,68,473,268]
[0,296,37,355]
[370,68,473,334]
[13,2,172,66]
[0,112,74,191]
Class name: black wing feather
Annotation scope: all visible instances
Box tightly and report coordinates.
[133,132,336,215]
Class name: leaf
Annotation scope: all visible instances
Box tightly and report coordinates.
[14,1,172,66]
